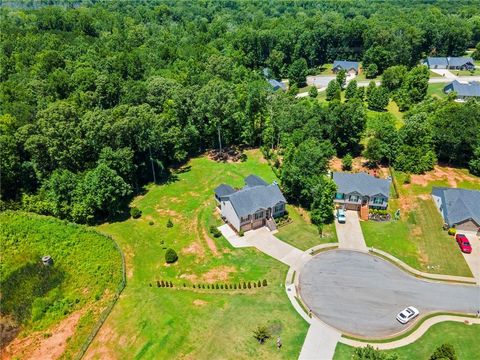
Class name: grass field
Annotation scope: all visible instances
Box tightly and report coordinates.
[85,150,314,359]
[361,166,479,277]
[276,205,337,250]
[334,322,480,359]
[427,83,447,99]
[0,211,123,359]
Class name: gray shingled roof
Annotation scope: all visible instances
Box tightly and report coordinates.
[214,184,235,198]
[448,57,474,67]
[444,80,480,97]
[333,172,390,197]
[245,174,269,187]
[333,60,359,71]
[226,183,286,217]
[426,57,449,67]
[432,187,480,227]
[268,79,286,91]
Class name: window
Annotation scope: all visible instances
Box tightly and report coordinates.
[254,211,264,220]
[241,215,251,223]
[373,197,384,205]
[335,193,345,200]
[274,203,284,213]
[349,195,359,202]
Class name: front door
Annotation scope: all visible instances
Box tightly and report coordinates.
[362,196,369,206]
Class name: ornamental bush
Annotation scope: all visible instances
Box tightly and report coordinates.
[448,228,456,236]
[130,207,142,219]
[166,218,173,228]
[165,248,178,263]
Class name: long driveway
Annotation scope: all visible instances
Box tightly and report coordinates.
[335,210,368,252]
[299,250,480,338]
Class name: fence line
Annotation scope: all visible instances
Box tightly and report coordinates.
[388,166,400,199]
[75,231,126,360]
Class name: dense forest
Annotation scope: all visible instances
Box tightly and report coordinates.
[1,0,480,224]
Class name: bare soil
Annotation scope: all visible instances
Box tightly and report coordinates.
[201,266,236,283]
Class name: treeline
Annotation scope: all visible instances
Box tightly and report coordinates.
[1,1,480,223]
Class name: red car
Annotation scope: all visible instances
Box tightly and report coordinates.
[455,234,472,254]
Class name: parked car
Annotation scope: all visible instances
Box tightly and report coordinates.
[455,233,472,254]
[337,208,346,224]
[396,306,419,324]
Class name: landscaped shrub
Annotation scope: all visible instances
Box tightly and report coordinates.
[448,228,456,236]
[165,281,170,287]
[220,284,224,289]
[403,173,411,184]
[216,284,219,289]
[257,280,261,287]
[161,280,165,287]
[130,207,142,219]
[253,283,257,288]
[183,283,186,287]
[169,281,173,287]
[193,284,196,288]
[430,343,457,360]
[234,284,237,289]
[148,220,154,225]
[165,248,178,263]
[262,279,268,286]
[253,325,271,344]
[243,282,246,289]
[239,229,244,237]
[209,225,222,238]
[166,218,173,228]
[247,282,251,289]
[342,154,353,171]
[156,281,160,287]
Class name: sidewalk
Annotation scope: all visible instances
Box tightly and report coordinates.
[299,319,341,360]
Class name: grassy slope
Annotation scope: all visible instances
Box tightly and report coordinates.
[361,169,474,277]
[427,83,447,99]
[0,211,123,358]
[334,322,480,360]
[86,150,312,359]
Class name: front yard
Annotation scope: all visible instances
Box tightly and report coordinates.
[360,166,480,277]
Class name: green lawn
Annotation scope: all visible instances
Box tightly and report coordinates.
[276,205,337,251]
[429,70,443,78]
[0,211,123,358]
[334,322,480,360]
[452,68,480,76]
[427,83,447,99]
[85,150,309,359]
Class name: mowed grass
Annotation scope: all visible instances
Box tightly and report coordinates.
[361,167,477,277]
[334,322,480,360]
[427,83,447,99]
[0,211,122,358]
[85,150,310,359]
[276,205,337,250]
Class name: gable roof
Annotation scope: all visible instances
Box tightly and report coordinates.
[448,57,474,67]
[444,80,480,97]
[214,184,235,198]
[245,174,269,187]
[268,79,286,91]
[333,172,391,198]
[426,57,449,67]
[333,60,359,71]
[432,187,480,227]
[226,183,286,217]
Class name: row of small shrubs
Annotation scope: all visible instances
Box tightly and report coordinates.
[151,280,269,290]
[370,209,389,215]
[209,225,222,238]
[275,212,291,227]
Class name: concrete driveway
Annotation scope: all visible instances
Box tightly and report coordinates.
[461,231,480,284]
[430,69,457,78]
[299,250,480,338]
[335,210,368,252]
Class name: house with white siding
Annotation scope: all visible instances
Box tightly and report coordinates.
[214,175,286,232]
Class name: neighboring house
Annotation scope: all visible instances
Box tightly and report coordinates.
[444,80,480,101]
[431,187,480,232]
[268,79,287,91]
[332,60,360,75]
[424,57,475,70]
[214,175,287,232]
[333,172,391,211]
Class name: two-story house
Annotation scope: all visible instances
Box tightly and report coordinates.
[214,175,287,232]
[332,172,391,211]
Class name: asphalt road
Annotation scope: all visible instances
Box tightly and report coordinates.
[298,250,480,338]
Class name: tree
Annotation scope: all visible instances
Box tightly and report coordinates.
[310,177,337,226]
[429,343,457,360]
[353,345,398,360]
[363,114,398,164]
[342,154,353,170]
[266,50,286,78]
[366,81,376,99]
[381,65,407,92]
[368,87,389,111]
[308,86,318,98]
[288,58,308,87]
[468,145,480,176]
[366,63,378,79]
[326,80,341,101]
[336,69,347,89]
[344,80,358,101]
[165,248,178,263]
[473,41,480,60]
[401,66,429,104]
[253,325,270,344]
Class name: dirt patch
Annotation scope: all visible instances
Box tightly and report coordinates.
[202,266,236,283]
[3,311,83,360]
[179,273,199,282]
[155,207,183,220]
[202,228,220,257]
[329,156,390,178]
[193,299,208,307]
[181,241,205,258]
[83,324,117,360]
[411,165,480,188]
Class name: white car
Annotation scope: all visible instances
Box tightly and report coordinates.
[337,208,346,224]
[396,306,419,324]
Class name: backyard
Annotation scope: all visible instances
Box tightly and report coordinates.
[84,149,322,359]
[360,166,480,277]
[334,321,480,360]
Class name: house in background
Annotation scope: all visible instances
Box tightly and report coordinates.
[332,172,391,217]
[214,175,286,232]
[444,80,480,101]
[332,60,360,75]
[431,187,480,233]
[424,57,475,70]
[263,67,287,91]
